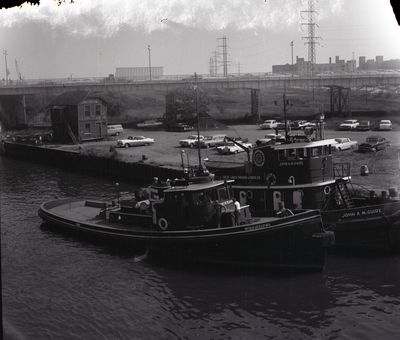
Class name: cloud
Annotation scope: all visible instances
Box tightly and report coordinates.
[0,0,344,37]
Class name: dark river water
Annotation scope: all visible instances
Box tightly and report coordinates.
[1,156,400,340]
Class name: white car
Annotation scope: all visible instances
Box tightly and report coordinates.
[117,136,155,148]
[259,120,278,130]
[332,138,358,151]
[195,134,227,148]
[379,120,392,131]
[179,135,204,148]
[339,120,359,130]
[217,141,253,154]
[256,133,286,146]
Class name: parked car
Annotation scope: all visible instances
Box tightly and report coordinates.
[276,120,291,130]
[167,123,194,132]
[195,134,227,148]
[358,136,390,152]
[331,138,358,151]
[256,133,286,146]
[179,135,204,148]
[107,124,124,136]
[290,120,309,130]
[356,120,371,131]
[259,120,278,130]
[339,120,359,130]
[117,136,155,148]
[379,120,392,131]
[216,141,253,154]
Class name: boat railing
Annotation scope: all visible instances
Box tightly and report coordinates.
[333,163,351,178]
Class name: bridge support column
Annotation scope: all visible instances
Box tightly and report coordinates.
[330,86,351,117]
[250,89,260,121]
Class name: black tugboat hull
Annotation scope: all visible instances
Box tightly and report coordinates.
[322,201,400,251]
[38,199,332,271]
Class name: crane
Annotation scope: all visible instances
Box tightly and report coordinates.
[14,59,23,81]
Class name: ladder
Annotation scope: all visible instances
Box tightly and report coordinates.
[65,120,79,145]
[336,179,355,209]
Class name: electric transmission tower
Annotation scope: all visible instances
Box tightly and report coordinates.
[301,0,321,76]
[217,35,230,77]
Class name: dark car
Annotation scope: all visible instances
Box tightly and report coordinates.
[167,123,194,132]
[358,136,390,152]
[356,120,371,131]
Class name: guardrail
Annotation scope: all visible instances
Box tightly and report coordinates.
[1,71,399,88]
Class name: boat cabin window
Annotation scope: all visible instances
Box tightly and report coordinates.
[218,187,230,201]
[297,148,307,159]
[309,147,322,157]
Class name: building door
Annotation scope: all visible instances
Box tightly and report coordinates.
[96,123,102,138]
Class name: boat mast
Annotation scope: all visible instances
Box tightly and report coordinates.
[283,81,289,141]
[194,72,202,170]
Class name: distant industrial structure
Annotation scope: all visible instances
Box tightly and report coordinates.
[115,67,164,81]
[272,55,400,75]
[358,56,400,71]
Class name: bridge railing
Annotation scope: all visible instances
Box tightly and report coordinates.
[1,71,400,88]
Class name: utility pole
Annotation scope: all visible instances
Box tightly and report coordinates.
[147,45,152,81]
[291,41,294,77]
[301,0,321,76]
[3,49,9,85]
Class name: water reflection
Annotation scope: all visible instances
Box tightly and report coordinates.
[2,156,400,339]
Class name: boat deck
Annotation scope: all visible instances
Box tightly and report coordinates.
[45,199,280,233]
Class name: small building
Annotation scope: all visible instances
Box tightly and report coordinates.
[49,91,107,143]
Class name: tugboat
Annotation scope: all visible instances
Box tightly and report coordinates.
[206,123,400,251]
[38,75,334,271]
[39,168,333,270]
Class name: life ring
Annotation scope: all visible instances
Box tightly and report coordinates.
[266,173,277,186]
[158,218,169,231]
[253,150,266,167]
[324,186,331,195]
[246,190,254,199]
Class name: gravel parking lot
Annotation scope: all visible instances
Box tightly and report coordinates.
[56,124,400,190]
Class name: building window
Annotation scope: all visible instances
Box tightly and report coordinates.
[84,105,90,117]
[95,105,101,116]
[85,123,91,133]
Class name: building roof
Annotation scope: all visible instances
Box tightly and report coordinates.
[49,91,106,106]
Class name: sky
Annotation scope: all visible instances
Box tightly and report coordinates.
[0,0,399,79]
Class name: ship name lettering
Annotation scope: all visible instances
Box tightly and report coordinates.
[245,223,270,231]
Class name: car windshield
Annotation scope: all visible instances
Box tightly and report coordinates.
[188,136,197,139]
[134,136,144,140]
[381,120,390,124]
[344,120,355,124]
[335,138,345,143]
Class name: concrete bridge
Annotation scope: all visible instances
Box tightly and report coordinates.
[0,72,399,128]
[0,73,399,96]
